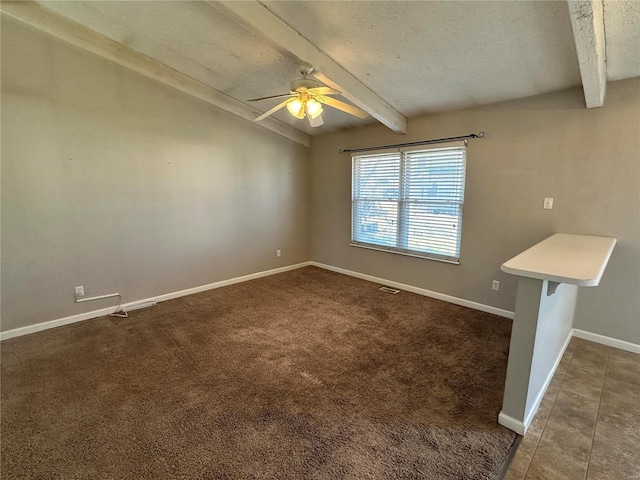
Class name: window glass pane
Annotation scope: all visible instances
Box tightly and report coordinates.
[404,148,465,203]
[353,154,400,200]
[406,203,461,257]
[353,200,398,247]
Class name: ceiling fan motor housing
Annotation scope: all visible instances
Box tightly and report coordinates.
[290,78,323,93]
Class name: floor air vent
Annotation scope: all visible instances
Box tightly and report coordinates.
[378,286,401,294]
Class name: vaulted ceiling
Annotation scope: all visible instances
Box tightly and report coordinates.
[2,1,639,146]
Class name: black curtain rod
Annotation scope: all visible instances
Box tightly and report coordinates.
[338,131,485,154]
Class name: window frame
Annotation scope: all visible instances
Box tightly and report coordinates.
[350,141,467,264]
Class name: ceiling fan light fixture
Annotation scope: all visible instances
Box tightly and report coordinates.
[250,72,365,126]
[306,98,323,119]
[286,98,305,119]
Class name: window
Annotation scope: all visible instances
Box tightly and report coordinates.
[351,142,466,263]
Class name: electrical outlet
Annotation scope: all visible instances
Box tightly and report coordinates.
[276,249,281,257]
[75,285,85,297]
[492,280,500,291]
[543,198,554,210]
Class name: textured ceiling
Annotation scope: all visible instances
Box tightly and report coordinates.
[603,0,640,81]
[37,0,364,134]
[39,1,295,99]
[33,1,640,135]
[264,0,583,117]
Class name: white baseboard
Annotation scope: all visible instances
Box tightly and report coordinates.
[498,411,525,436]
[138,261,312,305]
[572,328,640,354]
[310,261,515,319]
[1,305,121,342]
[0,261,312,341]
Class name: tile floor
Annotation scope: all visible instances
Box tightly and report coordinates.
[504,338,640,480]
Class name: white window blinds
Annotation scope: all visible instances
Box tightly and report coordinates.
[351,143,466,263]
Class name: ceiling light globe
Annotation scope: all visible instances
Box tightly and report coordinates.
[306,99,323,118]
[287,98,305,118]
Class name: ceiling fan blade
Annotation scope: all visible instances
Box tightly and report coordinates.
[307,86,340,96]
[318,96,368,118]
[255,99,290,122]
[248,93,294,102]
[308,112,324,128]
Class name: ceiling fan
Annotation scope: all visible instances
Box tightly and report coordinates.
[248,68,368,127]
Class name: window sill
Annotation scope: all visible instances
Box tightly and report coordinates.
[350,242,460,265]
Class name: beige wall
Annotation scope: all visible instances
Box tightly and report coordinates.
[309,78,640,345]
[1,18,309,332]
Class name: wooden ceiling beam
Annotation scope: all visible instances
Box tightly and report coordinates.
[567,0,607,108]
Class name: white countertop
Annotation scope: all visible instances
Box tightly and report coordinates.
[501,234,616,286]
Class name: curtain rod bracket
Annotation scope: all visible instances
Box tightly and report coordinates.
[338,131,485,154]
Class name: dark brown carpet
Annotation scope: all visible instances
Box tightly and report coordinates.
[1,266,516,479]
